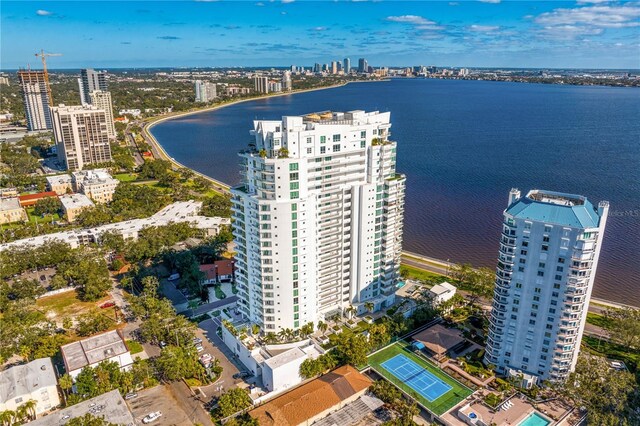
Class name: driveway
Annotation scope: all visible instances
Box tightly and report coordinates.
[197,319,244,400]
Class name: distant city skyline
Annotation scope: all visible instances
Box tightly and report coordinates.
[1,1,639,70]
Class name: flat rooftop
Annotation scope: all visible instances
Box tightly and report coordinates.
[61,330,128,372]
[60,193,94,209]
[263,347,306,370]
[27,390,135,426]
[0,197,21,211]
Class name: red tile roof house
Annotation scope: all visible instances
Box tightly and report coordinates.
[199,259,235,285]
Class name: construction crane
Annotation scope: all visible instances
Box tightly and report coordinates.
[35,49,62,105]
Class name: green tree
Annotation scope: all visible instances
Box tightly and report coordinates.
[75,205,114,227]
[200,194,232,218]
[155,345,205,381]
[59,373,73,405]
[33,196,62,217]
[332,333,369,366]
[66,413,118,426]
[75,312,112,337]
[605,307,640,349]
[563,354,639,425]
[213,388,252,420]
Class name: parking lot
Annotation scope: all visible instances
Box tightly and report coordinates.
[126,385,192,426]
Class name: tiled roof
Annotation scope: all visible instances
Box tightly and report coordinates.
[249,365,372,426]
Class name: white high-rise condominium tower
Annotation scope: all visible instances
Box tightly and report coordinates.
[282,71,292,92]
[485,189,609,385]
[344,58,351,74]
[18,70,52,131]
[231,110,405,332]
[194,80,217,103]
[254,76,269,94]
[52,105,113,171]
[89,91,116,138]
[79,69,108,105]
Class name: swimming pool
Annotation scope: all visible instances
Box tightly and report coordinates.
[517,411,551,426]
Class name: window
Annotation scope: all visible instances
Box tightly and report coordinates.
[320,136,326,143]
[332,134,341,142]
[520,259,526,264]
[306,148,312,154]
[291,203,297,211]
[529,319,536,325]
[555,275,562,280]
[291,212,297,220]
[360,131,366,138]
[290,182,299,190]
[289,163,298,171]
[553,283,560,289]
[518,267,525,272]
[360,140,366,148]
[320,146,326,154]
[333,144,341,152]
[290,172,299,180]
[542,244,549,251]
[539,262,546,268]
[537,271,544,277]
[522,241,529,247]
[515,283,522,289]
[558,257,565,263]
[290,191,299,199]
[521,250,528,255]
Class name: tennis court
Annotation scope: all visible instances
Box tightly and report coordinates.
[381,354,452,402]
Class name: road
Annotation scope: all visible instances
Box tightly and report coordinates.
[197,319,244,399]
[401,252,614,339]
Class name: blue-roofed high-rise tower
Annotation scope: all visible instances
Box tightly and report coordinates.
[484,188,609,386]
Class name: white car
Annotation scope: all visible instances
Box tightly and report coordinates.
[142,411,162,424]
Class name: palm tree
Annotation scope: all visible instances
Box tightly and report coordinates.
[264,332,278,344]
[317,321,328,336]
[0,410,15,426]
[22,400,37,422]
[277,329,288,342]
[346,305,357,319]
[364,302,374,314]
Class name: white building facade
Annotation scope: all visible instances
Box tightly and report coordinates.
[195,80,217,102]
[52,105,113,171]
[231,110,405,333]
[0,358,61,417]
[485,189,609,384]
[89,91,116,138]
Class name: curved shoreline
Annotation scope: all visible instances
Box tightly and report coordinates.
[144,80,364,191]
[143,80,636,310]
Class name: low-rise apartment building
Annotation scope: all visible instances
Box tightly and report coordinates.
[0,358,61,417]
[46,174,73,195]
[0,201,230,251]
[0,197,28,224]
[61,330,133,380]
[72,168,119,203]
[60,193,94,222]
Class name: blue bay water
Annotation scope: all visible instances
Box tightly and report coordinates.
[151,79,640,306]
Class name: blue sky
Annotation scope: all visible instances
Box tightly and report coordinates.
[2,1,639,69]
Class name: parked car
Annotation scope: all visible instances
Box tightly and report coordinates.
[99,301,116,309]
[124,392,138,400]
[195,344,204,352]
[168,273,180,281]
[142,412,162,424]
[233,371,253,379]
[193,337,202,345]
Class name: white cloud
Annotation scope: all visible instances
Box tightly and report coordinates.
[535,5,640,29]
[256,2,265,5]
[36,9,52,16]
[281,0,295,3]
[576,0,609,4]
[538,24,604,39]
[469,24,500,32]
[311,26,328,31]
[478,0,501,4]
[386,15,436,26]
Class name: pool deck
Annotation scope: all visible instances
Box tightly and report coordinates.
[443,393,558,426]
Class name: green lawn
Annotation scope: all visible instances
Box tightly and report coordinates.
[400,264,444,282]
[114,172,139,182]
[586,312,615,330]
[214,286,226,299]
[367,341,473,416]
[26,207,60,224]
